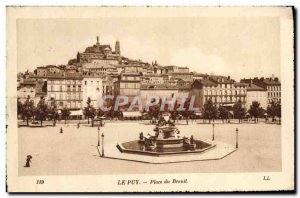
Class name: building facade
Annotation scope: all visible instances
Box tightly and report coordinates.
[241,77,281,104]
[245,83,268,109]
[82,74,103,108]
[190,76,247,110]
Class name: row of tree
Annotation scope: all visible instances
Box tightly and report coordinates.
[17,96,71,126]
[202,99,281,123]
[18,96,281,126]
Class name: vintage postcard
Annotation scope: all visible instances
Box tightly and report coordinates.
[6,6,294,192]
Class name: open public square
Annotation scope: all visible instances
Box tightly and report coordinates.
[18,120,281,176]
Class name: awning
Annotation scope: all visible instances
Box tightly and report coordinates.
[122,111,142,117]
[70,109,83,116]
[223,103,234,107]
[195,112,202,116]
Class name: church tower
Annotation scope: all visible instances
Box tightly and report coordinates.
[96,36,100,45]
[115,40,121,55]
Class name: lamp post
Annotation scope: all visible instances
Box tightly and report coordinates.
[236,128,238,148]
[101,133,104,157]
[212,123,215,141]
[97,126,100,147]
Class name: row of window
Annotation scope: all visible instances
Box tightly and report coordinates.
[205,96,245,103]
[48,80,82,85]
[120,83,140,89]
[54,101,82,108]
[268,92,281,97]
[204,89,246,96]
[268,86,281,91]
[121,76,141,81]
[50,92,82,100]
[203,84,242,89]
[50,85,82,92]
[84,80,101,85]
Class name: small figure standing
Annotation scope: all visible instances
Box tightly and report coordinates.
[60,127,63,134]
[24,155,32,167]
[77,122,80,128]
[190,135,194,144]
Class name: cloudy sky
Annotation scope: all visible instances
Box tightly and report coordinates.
[17,17,280,81]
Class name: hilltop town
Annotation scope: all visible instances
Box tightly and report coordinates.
[17,36,281,120]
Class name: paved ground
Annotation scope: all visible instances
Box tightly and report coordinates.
[18,121,281,176]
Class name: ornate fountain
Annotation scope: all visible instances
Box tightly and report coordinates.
[117,113,216,156]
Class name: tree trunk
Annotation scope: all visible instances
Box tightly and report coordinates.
[88,117,90,124]
[209,119,211,124]
[40,119,43,127]
[65,119,67,124]
[26,118,29,126]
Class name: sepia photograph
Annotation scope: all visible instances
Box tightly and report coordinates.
[6,6,294,192]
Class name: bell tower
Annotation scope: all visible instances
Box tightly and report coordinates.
[115,40,120,55]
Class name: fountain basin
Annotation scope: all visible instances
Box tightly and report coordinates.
[117,139,216,156]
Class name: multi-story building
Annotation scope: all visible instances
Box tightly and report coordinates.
[17,79,36,104]
[47,72,83,110]
[245,83,268,109]
[142,74,165,84]
[190,76,247,110]
[114,72,141,103]
[140,84,189,108]
[241,77,281,104]
[82,73,103,108]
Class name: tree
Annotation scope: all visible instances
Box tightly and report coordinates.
[203,99,218,124]
[170,99,179,121]
[148,98,161,120]
[233,100,246,123]
[35,96,48,127]
[182,97,193,119]
[21,96,35,126]
[17,98,23,119]
[276,103,281,123]
[61,107,71,124]
[84,97,96,124]
[218,105,229,123]
[48,103,59,126]
[248,101,265,123]
[267,100,277,122]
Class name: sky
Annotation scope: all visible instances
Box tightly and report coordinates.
[17,17,280,81]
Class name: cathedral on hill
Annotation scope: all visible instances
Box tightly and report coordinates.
[76,36,121,74]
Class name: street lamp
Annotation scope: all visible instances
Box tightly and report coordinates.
[101,133,105,157]
[97,126,100,147]
[236,128,238,148]
[212,123,215,141]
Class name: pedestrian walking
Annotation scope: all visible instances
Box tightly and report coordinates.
[24,155,32,167]
[60,127,63,134]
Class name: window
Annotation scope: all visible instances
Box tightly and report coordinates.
[73,85,76,91]
[67,85,71,91]
[59,86,62,92]
[51,85,54,91]
[78,85,81,91]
